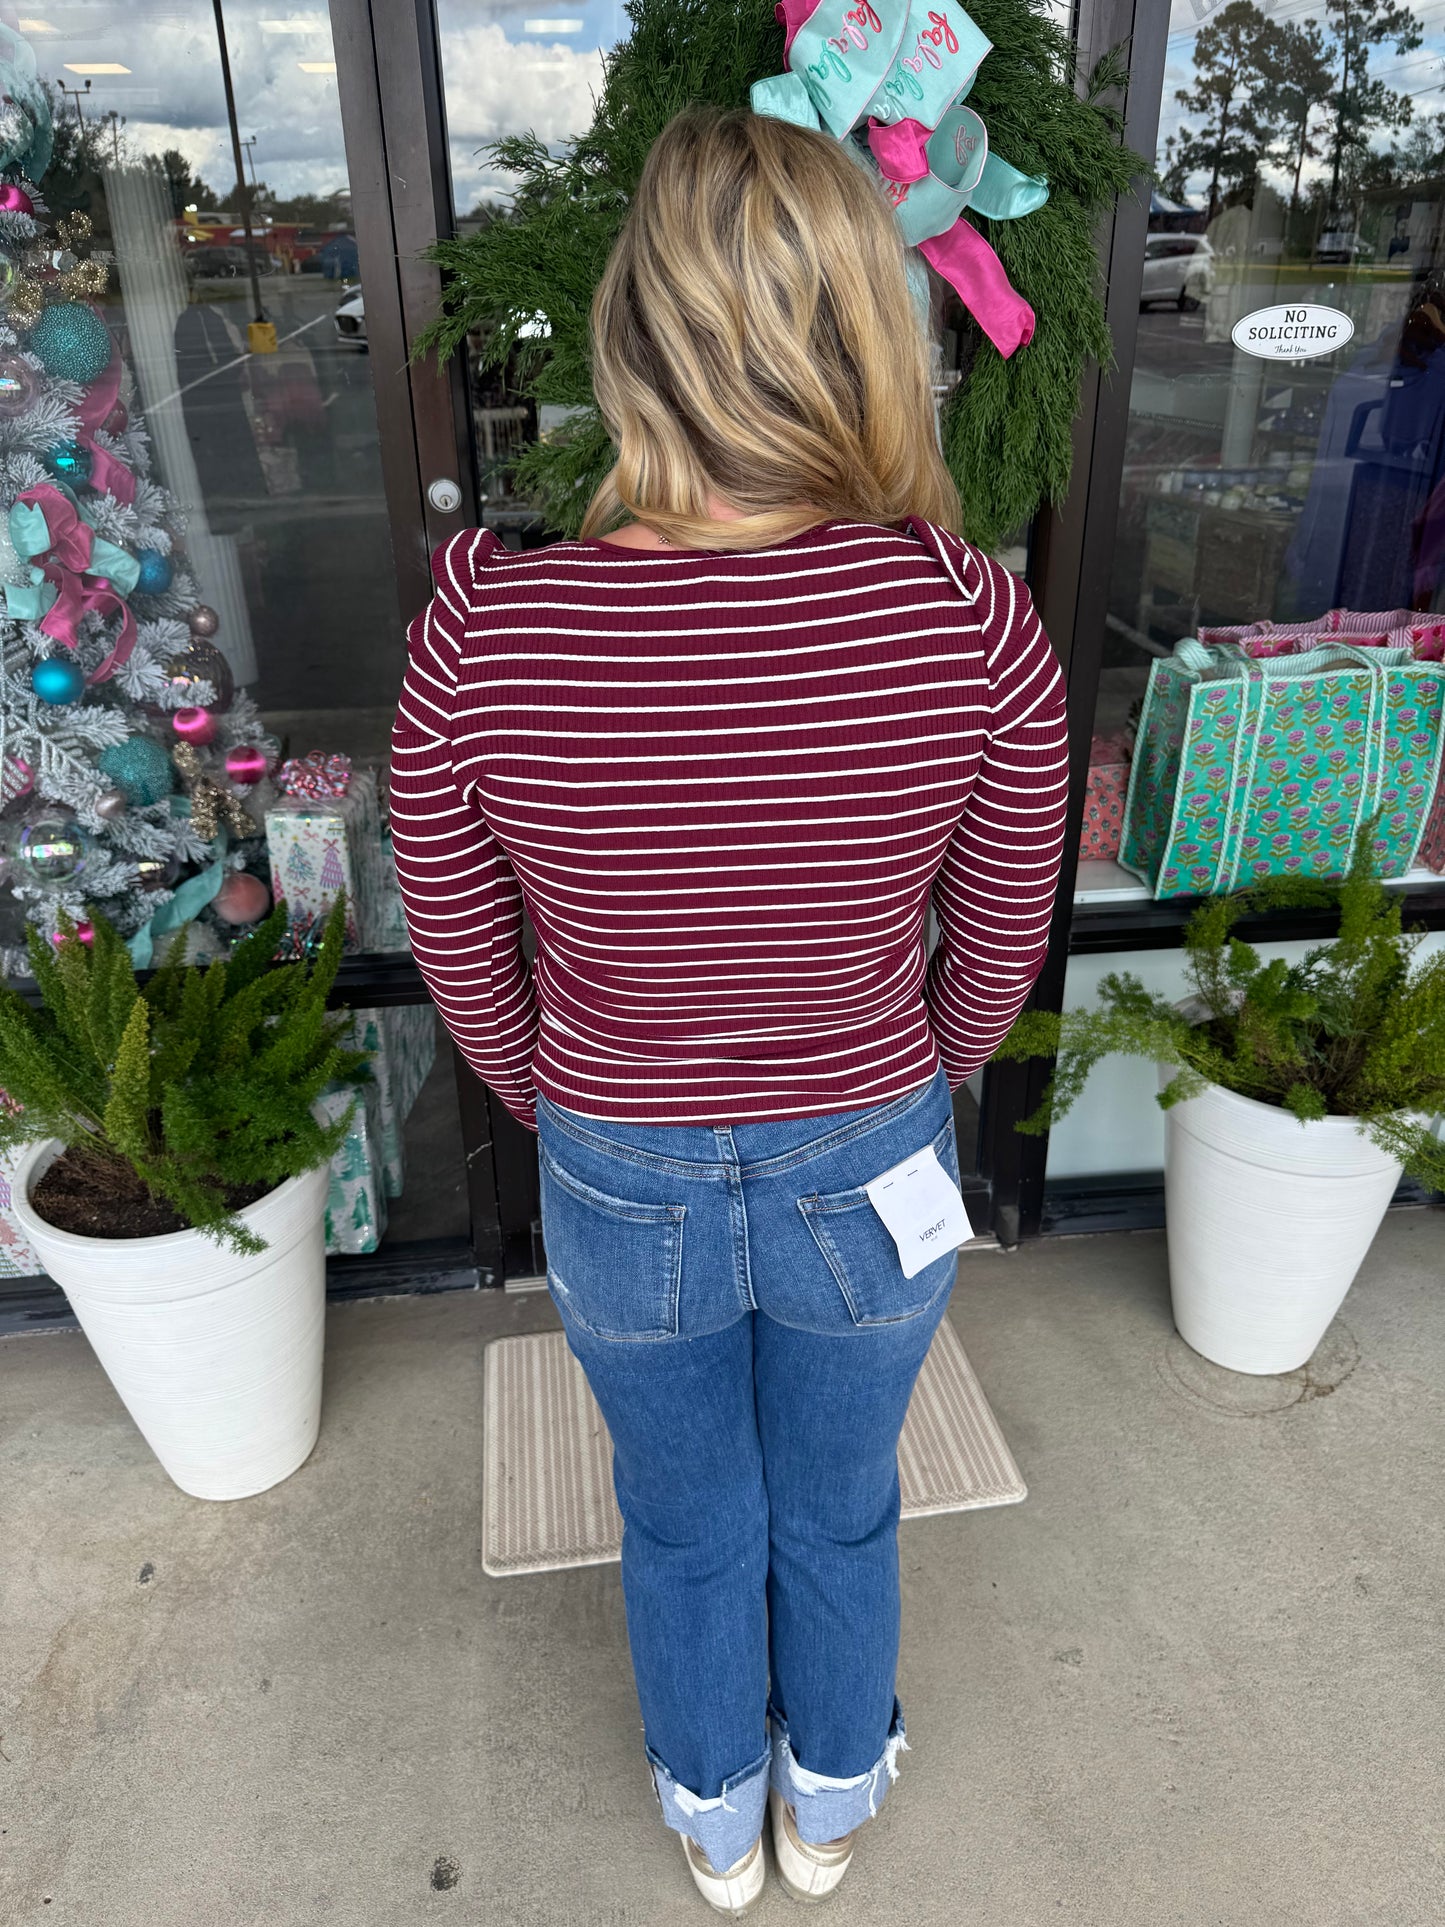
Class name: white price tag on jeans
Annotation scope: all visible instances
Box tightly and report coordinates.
[865,1144,973,1278]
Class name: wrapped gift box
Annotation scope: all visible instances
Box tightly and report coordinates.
[316,1081,388,1255]
[1079,735,1130,861]
[265,765,390,952]
[0,1143,42,1277]
[345,1003,437,1197]
[372,826,409,952]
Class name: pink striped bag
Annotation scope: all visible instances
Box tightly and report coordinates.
[1200,609,1445,662]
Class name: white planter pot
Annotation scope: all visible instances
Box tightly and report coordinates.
[12,1143,329,1501]
[1161,1072,1401,1375]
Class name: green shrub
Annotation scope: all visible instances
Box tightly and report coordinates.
[0,900,367,1253]
[995,831,1445,1189]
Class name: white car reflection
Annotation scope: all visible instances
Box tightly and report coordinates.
[1140,234,1214,313]
[334,287,366,348]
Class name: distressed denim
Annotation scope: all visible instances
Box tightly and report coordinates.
[536,1066,957,1873]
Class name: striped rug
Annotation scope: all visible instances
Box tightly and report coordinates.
[482,1317,1026,1578]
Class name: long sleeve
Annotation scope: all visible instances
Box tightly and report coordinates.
[926,549,1069,1083]
[389,530,540,1130]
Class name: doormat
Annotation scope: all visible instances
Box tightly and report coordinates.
[482,1316,1026,1579]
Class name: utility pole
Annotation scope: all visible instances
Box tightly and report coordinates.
[58,77,91,128]
[210,0,275,353]
[240,135,258,191]
[102,109,126,164]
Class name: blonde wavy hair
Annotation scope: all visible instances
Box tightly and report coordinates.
[579,106,961,551]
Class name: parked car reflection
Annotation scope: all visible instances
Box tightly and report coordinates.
[334,287,366,348]
[1140,234,1214,313]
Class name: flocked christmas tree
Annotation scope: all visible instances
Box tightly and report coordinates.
[0,20,277,971]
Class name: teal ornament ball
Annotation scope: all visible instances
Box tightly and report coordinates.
[133,547,173,596]
[28,303,112,385]
[31,656,85,704]
[98,734,174,807]
[45,438,92,485]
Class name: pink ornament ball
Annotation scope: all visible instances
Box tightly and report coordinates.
[0,185,35,217]
[212,870,271,925]
[173,705,218,746]
[225,743,269,787]
[2,753,33,806]
[50,920,95,948]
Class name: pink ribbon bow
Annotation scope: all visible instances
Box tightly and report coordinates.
[277,751,352,799]
[867,117,930,182]
[73,349,136,506]
[868,115,1035,358]
[919,222,1035,358]
[16,484,136,683]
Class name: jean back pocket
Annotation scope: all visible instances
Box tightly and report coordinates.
[797,1119,961,1327]
[538,1143,685,1341]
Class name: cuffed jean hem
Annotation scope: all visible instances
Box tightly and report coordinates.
[768,1701,909,1845]
[647,1740,772,1875]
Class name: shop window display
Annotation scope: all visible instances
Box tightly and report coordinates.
[1054,0,1445,1189]
[0,9,466,1273]
[1093,0,1445,759]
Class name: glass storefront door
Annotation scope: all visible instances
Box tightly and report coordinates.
[433,0,624,544]
[0,5,467,1285]
[1052,0,1445,1200]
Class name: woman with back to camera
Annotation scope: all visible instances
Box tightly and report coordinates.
[391,107,1068,1917]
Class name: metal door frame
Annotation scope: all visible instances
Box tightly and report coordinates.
[330,0,521,1283]
[329,0,1181,1276]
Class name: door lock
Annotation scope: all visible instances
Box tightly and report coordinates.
[427,477,464,514]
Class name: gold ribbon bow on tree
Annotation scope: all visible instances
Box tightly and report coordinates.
[11,213,109,329]
[172,741,256,841]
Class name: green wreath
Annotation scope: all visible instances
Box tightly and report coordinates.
[418,0,1147,553]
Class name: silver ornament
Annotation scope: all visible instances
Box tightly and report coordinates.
[95,786,128,820]
[188,604,220,639]
[172,638,234,712]
[12,808,90,885]
[134,853,181,892]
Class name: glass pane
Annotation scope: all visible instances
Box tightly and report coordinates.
[435,0,624,545]
[0,9,460,1260]
[1082,0,1445,903]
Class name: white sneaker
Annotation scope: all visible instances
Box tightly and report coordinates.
[768,1788,858,1903]
[681,1832,767,1917]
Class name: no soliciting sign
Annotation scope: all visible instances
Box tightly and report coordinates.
[1231,303,1354,360]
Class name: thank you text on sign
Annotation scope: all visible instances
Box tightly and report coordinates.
[1231,303,1354,361]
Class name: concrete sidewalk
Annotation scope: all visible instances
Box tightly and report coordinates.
[2,1215,1441,1927]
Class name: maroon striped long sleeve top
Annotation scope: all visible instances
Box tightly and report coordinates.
[389,517,1068,1132]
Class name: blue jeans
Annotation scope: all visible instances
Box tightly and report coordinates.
[535,1066,958,1873]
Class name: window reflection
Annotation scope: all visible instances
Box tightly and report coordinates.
[437,0,624,543]
[1101,0,1445,740]
[2,6,464,1257]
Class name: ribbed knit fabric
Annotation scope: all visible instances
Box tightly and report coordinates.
[390,517,1068,1132]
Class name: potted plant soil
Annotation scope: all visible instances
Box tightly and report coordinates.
[996,833,1445,1375]
[2,902,365,1499]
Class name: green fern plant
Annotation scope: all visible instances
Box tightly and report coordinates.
[0,900,367,1254]
[994,830,1445,1189]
